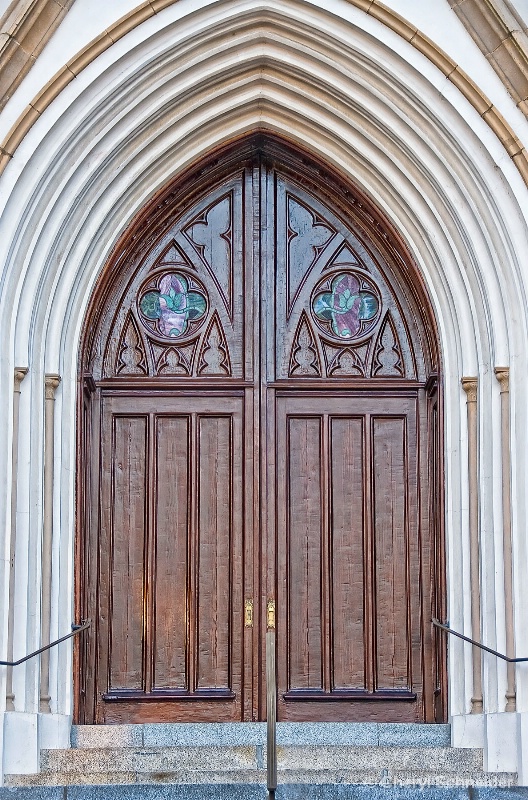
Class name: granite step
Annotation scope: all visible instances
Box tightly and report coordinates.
[1,785,528,799]
[70,722,452,749]
[2,723,520,792]
[38,745,484,774]
[5,746,517,788]
[5,768,518,788]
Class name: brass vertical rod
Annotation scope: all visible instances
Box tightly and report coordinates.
[266,626,277,795]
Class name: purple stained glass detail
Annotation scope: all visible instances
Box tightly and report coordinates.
[312,272,379,339]
[139,272,207,338]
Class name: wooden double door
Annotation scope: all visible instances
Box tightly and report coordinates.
[78,140,444,725]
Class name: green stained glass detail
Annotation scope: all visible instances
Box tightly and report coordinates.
[312,272,379,339]
[139,272,207,338]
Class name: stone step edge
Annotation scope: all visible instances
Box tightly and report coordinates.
[4,769,518,788]
[40,745,484,773]
[71,722,451,749]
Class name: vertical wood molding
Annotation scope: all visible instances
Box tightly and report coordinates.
[495,366,516,711]
[6,366,29,710]
[40,373,61,713]
[461,376,483,714]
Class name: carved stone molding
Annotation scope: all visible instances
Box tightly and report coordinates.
[462,376,478,403]
[44,372,61,399]
[495,365,510,392]
[449,0,528,116]
[0,0,76,112]
[1,0,528,187]
[13,365,28,392]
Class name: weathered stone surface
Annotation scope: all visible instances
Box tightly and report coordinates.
[2,785,528,799]
[42,746,257,774]
[71,723,452,749]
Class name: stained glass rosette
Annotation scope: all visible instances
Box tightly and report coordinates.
[312,272,380,340]
[138,272,207,338]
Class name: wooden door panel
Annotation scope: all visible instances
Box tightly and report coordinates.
[275,393,423,721]
[196,415,233,691]
[108,415,148,691]
[372,416,411,691]
[98,394,245,722]
[330,416,366,692]
[287,416,324,692]
[153,416,190,691]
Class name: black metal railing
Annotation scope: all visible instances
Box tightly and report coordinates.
[0,620,91,667]
[432,618,528,663]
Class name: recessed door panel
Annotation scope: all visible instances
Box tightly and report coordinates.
[275,394,424,721]
[196,415,233,691]
[287,416,324,692]
[373,416,411,691]
[98,395,244,722]
[330,416,365,692]
[107,415,148,692]
[153,416,190,691]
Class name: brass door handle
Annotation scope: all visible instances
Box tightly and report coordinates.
[267,600,275,630]
[244,599,254,628]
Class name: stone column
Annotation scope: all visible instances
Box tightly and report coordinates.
[495,367,515,712]
[462,377,483,714]
[6,367,28,710]
[40,374,61,713]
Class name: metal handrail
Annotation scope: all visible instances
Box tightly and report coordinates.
[0,620,91,667]
[432,619,528,663]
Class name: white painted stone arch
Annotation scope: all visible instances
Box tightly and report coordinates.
[0,0,528,779]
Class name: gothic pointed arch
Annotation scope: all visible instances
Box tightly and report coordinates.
[77,135,444,726]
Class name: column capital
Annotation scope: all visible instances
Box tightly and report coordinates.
[13,366,28,392]
[461,376,478,403]
[494,366,509,393]
[44,374,61,400]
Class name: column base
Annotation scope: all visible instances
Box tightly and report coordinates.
[517,712,528,786]
[484,711,518,772]
[450,712,484,747]
[38,712,71,750]
[2,711,39,778]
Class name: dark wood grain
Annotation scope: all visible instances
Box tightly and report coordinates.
[330,416,365,691]
[153,416,189,690]
[196,416,232,690]
[372,416,409,690]
[287,416,323,691]
[109,415,147,691]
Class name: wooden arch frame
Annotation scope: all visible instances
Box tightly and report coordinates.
[75,133,446,724]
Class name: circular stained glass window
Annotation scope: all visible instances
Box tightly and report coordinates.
[312,271,380,340]
[138,272,207,339]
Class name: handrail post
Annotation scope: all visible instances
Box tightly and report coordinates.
[266,601,277,797]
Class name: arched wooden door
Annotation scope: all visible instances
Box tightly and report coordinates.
[76,137,445,725]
